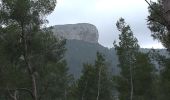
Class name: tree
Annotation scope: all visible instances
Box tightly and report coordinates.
[0,0,71,100]
[133,52,155,100]
[146,1,170,99]
[162,0,170,29]
[95,52,113,100]
[159,58,170,99]
[114,18,155,100]
[146,0,170,51]
[76,64,96,100]
[74,52,113,100]
[148,49,170,99]
[114,18,139,100]
[0,26,71,100]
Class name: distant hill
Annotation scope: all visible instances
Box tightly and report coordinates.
[65,40,168,78]
[50,23,168,78]
[65,40,119,78]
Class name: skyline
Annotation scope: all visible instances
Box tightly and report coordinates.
[47,0,163,48]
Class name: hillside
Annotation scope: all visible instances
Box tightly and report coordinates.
[51,23,168,78]
[65,40,168,78]
[65,40,119,78]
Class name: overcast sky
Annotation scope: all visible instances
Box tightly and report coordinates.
[47,0,164,48]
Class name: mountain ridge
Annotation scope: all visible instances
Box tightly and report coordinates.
[52,23,99,43]
[65,40,168,78]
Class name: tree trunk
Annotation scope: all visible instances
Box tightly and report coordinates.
[128,53,134,100]
[13,90,18,100]
[64,88,67,100]
[24,39,38,100]
[162,0,170,14]
[8,89,18,100]
[162,0,170,30]
[130,64,134,100]
[96,67,101,100]
[21,24,38,100]
[31,74,38,100]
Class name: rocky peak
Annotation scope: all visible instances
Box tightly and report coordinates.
[52,23,99,43]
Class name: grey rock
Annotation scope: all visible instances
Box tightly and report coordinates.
[52,23,99,43]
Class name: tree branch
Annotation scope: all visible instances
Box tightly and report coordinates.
[145,0,152,7]
[4,87,34,99]
[17,88,34,98]
[148,16,166,26]
[7,87,16,100]
[144,0,168,26]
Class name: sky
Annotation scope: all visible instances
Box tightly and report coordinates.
[47,0,164,48]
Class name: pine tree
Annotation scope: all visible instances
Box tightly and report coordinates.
[0,0,72,100]
[74,52,113,100]
[114,18,139,100]
[146,0,170,51]
[114,18,155,100]
[146,1,170,99]
[133,52,155,100]
[149,49,170,100]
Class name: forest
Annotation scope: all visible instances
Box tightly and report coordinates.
[0,0,170,100]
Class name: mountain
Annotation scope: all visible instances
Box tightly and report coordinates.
[52,23,99,43]
[65,40,168,78]
[51,23,118,78]
[51,23,168,78]
[65,40,119,78]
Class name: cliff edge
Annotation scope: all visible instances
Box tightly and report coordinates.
[52,23,99,43]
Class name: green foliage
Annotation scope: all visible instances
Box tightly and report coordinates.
[0,0,72,100]
[72,52,114,100]
[1,0,56,26]
[149,49,170,99]
[114,18,155,100]
[147,1,170,99]
[147,0,170,51]
[133,52,155,100]
[0,26,71,99]
[159,58,170,99]
[114,18,139,100]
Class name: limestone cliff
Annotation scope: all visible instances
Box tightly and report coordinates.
[52,23,99,43]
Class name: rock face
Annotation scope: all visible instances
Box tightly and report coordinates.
[52,23,99,43]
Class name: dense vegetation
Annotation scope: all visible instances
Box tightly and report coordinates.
[0,0,170,100]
